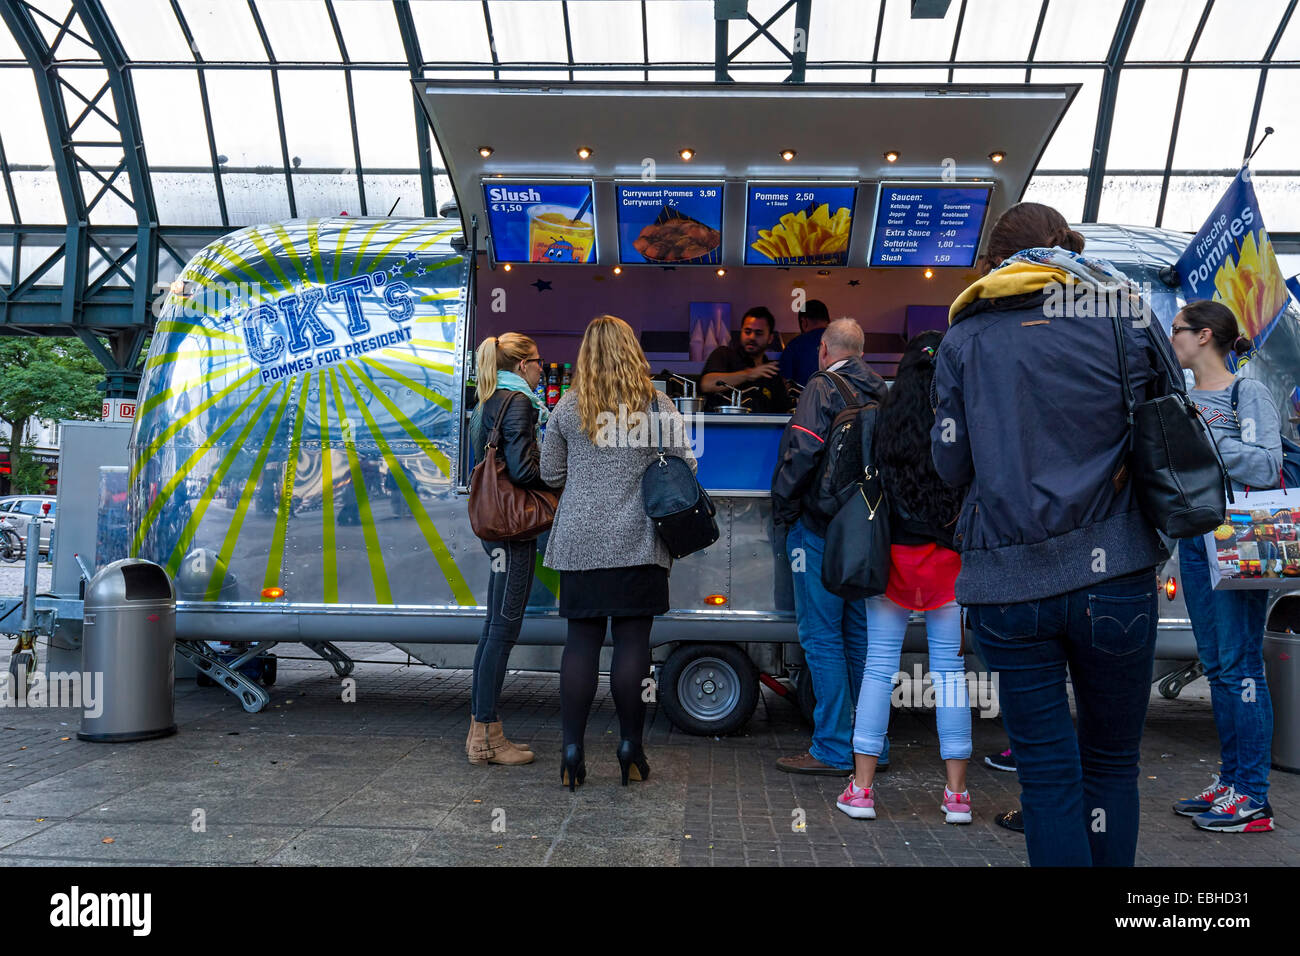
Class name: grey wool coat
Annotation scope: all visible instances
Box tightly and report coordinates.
[540,389,697,571]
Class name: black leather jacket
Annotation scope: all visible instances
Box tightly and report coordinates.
[471,389,548,490]
[771,356,888,536]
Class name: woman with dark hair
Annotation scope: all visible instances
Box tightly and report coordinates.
[837,331,971,823]
[1170,300,1281,833]
[931,201,1170,865]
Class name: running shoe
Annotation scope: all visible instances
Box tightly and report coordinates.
[984,748,1016,773]
[1172,774,1233,817]
[1193,790,1274,832]
[941,787,972,825]
[836,776,876,819]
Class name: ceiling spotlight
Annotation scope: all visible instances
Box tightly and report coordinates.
[923,268,934,279]
[613,266,623,275]
[716,268,727,277]
[503,263,512,272]
[780,148,797,161]
[679,147,696,161]
[884,150,900,163]
[576,146,593,160]
[989,150,1005,163]
[478,146,494,158]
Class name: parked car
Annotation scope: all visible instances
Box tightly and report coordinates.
[0,496,56,557]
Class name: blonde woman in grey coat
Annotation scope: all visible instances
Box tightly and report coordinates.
[541,314,696,790]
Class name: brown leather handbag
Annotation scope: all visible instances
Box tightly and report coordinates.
[467,391,558,542]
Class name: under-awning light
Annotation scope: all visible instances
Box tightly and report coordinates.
[924,268,934,279]
[779,148,796,161]
[679,147,696,161]
[478,146,494,158]
[576,146,593,160]
[503,263,512,272]
[884,150,900,163]
[705,594,728,606]
[989,150,1006,164]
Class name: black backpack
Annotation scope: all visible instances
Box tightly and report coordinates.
[1230,378,1300,488]
[806,371,882,527]
[642,425,719,560]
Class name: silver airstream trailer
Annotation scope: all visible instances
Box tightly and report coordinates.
[127,84,1300,732]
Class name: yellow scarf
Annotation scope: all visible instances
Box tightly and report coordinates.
[948,261,1071,324]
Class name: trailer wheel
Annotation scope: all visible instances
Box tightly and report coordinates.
[260,654,277,687]
[659,643,758,737]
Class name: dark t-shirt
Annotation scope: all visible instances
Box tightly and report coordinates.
[778,327,825,388]
[701,343,791,413]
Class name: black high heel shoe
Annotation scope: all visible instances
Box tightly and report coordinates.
[616,739,650,786]
[560,744,586,791]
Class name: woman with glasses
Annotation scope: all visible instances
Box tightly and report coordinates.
[465,333,551,766]
[1169,301,1282,833]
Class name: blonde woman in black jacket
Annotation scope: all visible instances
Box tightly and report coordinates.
[465,332,549,766]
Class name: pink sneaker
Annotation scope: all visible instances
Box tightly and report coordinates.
[836,776,876,819]
[941,787,972,824]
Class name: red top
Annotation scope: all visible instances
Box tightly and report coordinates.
[885,542,961,611]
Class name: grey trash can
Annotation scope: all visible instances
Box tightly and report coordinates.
[1264,593,1300,774]
[77,559,177,743]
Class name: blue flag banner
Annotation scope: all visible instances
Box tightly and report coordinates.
[1175,167,1290,369]
[1288,274,1300,306]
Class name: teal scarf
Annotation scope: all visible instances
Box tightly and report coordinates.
[469,369,548,453]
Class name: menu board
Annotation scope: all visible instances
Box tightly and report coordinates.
[481,181,596,264]
[616,183,723,265]
[869,184,992,268]
[744,184,857,266]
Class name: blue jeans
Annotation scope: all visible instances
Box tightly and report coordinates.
[1178,535,1273,803]
[969,567,1159,867]
[787,519,869,769]
[854,599,970,761]
[472,537,537,722]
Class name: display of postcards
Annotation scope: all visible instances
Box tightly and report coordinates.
[1227,511,1255,539]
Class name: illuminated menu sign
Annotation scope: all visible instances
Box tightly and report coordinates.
[481,181,596,264]
[744,184,857,266]
[615,183,723,265]
[869,184,992,268]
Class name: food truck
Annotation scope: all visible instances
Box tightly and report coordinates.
[125,82,1300,732]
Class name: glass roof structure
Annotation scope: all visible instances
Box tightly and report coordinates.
[0,0,1297,393]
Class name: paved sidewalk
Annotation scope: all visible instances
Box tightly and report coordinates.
[0,643,1295,866]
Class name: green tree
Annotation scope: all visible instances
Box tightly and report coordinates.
[0,338,105,494]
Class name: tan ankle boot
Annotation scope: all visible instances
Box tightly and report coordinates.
[467,720,534,765]
[467,719,535,765]
[468,716,530,753]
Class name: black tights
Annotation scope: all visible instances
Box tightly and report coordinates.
[560,615,654,749]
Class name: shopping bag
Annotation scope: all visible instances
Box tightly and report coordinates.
[1204,486,1300,589]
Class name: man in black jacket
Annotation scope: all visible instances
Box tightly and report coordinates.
[771,318,887,775]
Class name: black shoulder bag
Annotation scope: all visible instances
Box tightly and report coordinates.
[641,410,718,559]
[1109,309,1230,538]
[821,384,891,600]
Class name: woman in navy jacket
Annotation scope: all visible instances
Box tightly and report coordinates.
[931,202,1168,866]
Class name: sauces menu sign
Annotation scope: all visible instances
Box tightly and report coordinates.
[482,181,596,264]
[616,183,723,265]
[744,184,857,266]
[869,184,992,268]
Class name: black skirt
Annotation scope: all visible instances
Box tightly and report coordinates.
[559,565,669,618]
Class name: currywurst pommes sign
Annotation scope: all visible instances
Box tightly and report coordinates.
[1176,167,1290,366]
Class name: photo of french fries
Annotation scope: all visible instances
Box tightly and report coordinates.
[750,202,852,264]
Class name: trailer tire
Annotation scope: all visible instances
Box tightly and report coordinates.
[260,654,277,687]
[659,643,758,737]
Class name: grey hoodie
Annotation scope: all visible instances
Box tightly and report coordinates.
[1190,377,1282,492]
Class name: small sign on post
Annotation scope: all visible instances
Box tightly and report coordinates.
[102,399,137,424]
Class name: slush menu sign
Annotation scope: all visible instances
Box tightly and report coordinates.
[482,181,595,264]
[869,184,992,268]
[616,184,723,265]
[744,184,857,266]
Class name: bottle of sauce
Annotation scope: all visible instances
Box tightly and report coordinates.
[546,363,561,408]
